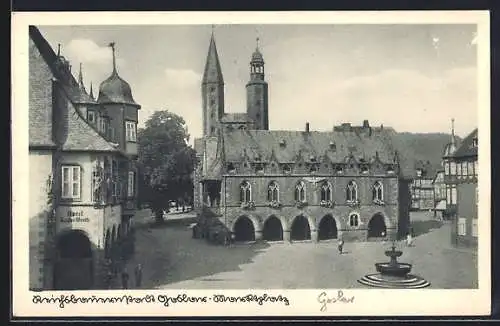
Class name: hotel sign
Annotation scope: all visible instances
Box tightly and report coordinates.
[60,210,90,223]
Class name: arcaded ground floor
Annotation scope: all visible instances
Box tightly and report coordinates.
[113,210,478,290]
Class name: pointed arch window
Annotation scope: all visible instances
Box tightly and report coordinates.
[320,181,333,202]
[372,181,383,202]
[267,181,279,202]
[240,181,252,204]
[346,181,358,202]
[349,212,360,227]
[294,181,306,202]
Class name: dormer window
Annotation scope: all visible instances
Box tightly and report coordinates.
[329,142,336,151]
[472,137,478,148]
[336,165,344,174]
[279,140,286,148]
[310,155,316,162]
[387,165,395,174]
[361,165,369,174]
[87,110,96,124]
[255,163,264,174]
[283,164,292,174]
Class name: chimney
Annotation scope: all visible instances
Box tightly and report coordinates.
[305,122,310,133]
[363,120,370,128]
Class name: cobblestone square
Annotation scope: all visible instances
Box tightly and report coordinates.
[118,210,477,290]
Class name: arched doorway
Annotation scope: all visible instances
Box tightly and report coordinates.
[318,215,338,241]
[53,230,93,290]
[263,216,283,241]
[291,215,311,241]
[368,213,387,238]
[233,216,255,242]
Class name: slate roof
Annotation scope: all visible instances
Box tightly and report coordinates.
[220,113,253,123]
[29,26,119,153]
[222,128,399,166]
[452,128,478,159]
[414,160,440,178]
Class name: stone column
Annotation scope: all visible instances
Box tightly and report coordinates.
[254,230,263,241]
[283,230,291,243]
[311,229,319,243]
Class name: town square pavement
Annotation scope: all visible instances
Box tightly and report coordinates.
[120,210,478,290]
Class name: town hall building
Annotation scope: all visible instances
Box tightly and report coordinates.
[193,33,411,243]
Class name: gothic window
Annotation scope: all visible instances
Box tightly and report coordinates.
[294,181,306,202]
[320,181,332,202]
[209,86,215,93]
[372,181,383,201]
[349,212,360,227]
[210,98,215,106]
[267,181,279,202]
[240,181,252,204]
[346,181,358,202]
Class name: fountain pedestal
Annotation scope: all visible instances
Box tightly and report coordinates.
[358,242,430,289]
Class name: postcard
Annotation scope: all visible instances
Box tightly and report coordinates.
[11,10,491,318]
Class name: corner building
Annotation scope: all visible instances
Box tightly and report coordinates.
[29,26,140,290]
[194,33,410,243]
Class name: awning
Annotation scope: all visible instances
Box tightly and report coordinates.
[435,200,446,210]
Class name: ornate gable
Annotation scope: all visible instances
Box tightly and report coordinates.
[266,149,280,174]
[293,149,308,174]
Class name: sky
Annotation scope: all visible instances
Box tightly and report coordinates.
[38,24,478,144]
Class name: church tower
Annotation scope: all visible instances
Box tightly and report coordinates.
[202,29,225,137]
[246,37,269,130]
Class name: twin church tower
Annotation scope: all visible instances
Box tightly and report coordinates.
[201,31,269,137]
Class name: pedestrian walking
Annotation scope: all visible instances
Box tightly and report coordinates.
[406,232,413,247]
[134,264,143,288]
[338,238,344,254]
[121,268,130,289]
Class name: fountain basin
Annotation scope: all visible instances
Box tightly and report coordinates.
[375,262,412,277]
[385,250,403,258]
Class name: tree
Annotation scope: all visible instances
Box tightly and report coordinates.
[138,110,196,223]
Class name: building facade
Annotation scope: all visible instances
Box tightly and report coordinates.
[444,128,478,248]
[29,26,140,290]
[193,33,411,243]
[410,160,436,211]
[432,169,446,219]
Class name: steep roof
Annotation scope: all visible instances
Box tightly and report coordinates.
[202,34,224,84]
[452,128,478,158]
[222,128,399,166]
[29,26,118,153]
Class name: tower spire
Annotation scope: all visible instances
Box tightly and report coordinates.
[109,42,117,74]
[202,29,224,84]
[256,37,260,51]
[78,63,85,88]
[89,81,94,99]
[57,43,61,56]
